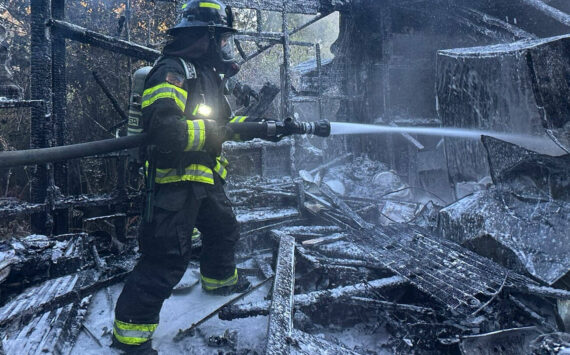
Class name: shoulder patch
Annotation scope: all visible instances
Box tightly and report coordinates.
[165,72,185,88]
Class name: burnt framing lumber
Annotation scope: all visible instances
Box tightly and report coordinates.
[52,0,68,235]
[30,0,52,234]
[520,0,570,26]
[92,71,128,124]
[289,328,362,355]
[225,0,351,14]
[0,100,44,109]
[220,276,408,321]
[0,270,129,328]
[49,19,160,62]
[265,232,296,355]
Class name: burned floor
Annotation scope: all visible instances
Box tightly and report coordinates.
[1,0,570,354]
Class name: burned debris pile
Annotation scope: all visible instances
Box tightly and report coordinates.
[439,136,570,287]
[3,137,570,354]
[0,232,136,353]
[217,144,570,354]
[0,137,569,353]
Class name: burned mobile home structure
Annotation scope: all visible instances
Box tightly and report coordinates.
[0,0,570,353]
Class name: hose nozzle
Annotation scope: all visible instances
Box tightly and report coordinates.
[283,117,331,137]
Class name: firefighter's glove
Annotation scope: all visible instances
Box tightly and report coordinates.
[203,119,226,156]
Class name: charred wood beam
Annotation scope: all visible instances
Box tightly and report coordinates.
[0,192,141,218]
[280,6,293,119]
[225,0,319,14]
[520,0,570,27]
[519,283,570,300]
[459,327,542,355]
[92,71,128,123]
[0,200,45,218]
[30,0,52,234]
[347,296,435,315]
[265,232,296,355]
[220,276,407,320]
[49,20,160,62]
[52,0,68,235]
[0,100,45,109]
[54,191,141,209]
[318,183,374,229]
[508,295,557,332]
[225,0,351,14]
[455,7,537,40]
[0,271,129,328]
[236,33,314,47]
[239,12,328,64]
[289,328,362,355]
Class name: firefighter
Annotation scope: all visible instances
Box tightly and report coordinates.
[112,1,253,352]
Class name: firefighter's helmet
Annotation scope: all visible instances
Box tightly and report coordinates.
[169,0,236,34]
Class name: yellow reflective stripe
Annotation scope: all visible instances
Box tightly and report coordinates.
[113,332,149,346]
[199,2,221,9]
[217,155,229,167]
[113,320,157,346]
[192,228,201,240]
[201,269,238,290]
[184,120,206,151]
[213,158,227,180]
[143,83,187,99]
[182,3,188,9]
[230,116,247,123]
[155,164,214,184]
[128,127,143,134]
[142,83,187,112]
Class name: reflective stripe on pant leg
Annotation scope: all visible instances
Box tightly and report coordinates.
[113,319,158,346]
[201,268,238,291]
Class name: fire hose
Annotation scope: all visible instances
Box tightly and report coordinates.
[0,118,331,168]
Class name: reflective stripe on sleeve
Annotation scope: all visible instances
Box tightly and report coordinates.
[113,319,157,346]
[213,157,228,180]
[142,83,187,112]
[184,120,206,151]
[201,269,238,291]
[230,116,248,123]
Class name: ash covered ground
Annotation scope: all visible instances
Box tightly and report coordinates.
[1,140,569,354]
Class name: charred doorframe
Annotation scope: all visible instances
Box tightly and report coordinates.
[232,5,335,121]
[27,0,160,235]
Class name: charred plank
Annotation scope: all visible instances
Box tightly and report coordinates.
[265,232,296,355]
[220,276,407,321]
[49,20,160,61]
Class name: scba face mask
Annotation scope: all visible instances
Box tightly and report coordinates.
[219,32,236,62]
[209,30,240,77]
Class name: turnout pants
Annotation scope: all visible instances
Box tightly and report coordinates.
[113,177,239,347]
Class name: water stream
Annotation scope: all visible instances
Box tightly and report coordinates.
[329,122,567,156]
